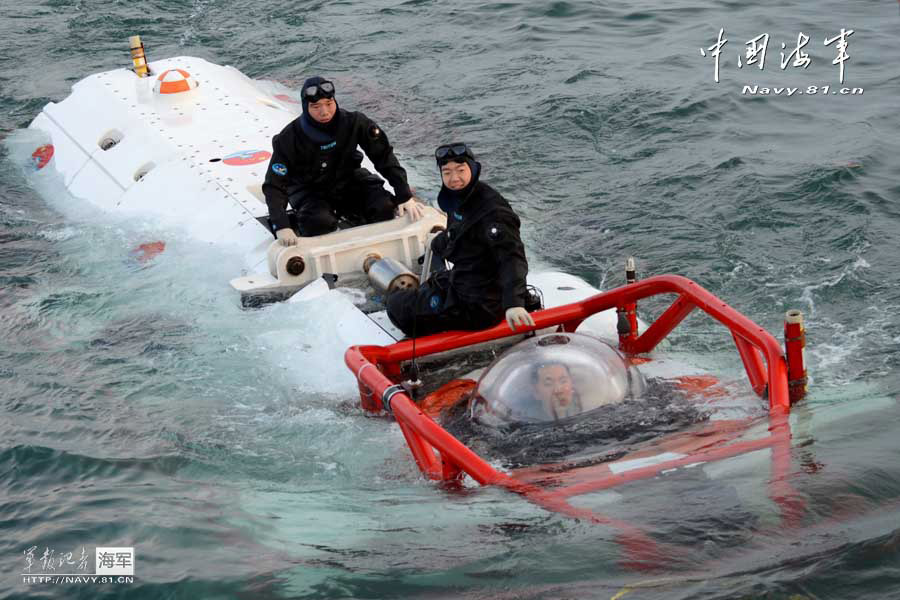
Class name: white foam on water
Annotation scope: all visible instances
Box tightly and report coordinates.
[807,302,898,386]
[797,251,871,316]
[37,226,78,241]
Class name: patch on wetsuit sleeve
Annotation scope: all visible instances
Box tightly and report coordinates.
[271,163,287,176]
[367,124,382,140]
[486,222,503,241]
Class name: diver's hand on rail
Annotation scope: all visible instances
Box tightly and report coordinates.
[275,227,298,246]
[396,198,426,221]
[506,307,535,331]
[430,230,448,255]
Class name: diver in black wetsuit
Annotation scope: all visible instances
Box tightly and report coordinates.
[386,143,535,337]
[262,76,425,243]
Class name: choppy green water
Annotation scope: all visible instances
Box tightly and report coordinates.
[2,1,900,598]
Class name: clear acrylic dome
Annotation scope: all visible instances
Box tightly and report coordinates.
[469,332,646,426]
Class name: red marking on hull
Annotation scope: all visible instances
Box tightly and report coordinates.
[222,150,271,166]
[133,241,166,263]
[32,145,54,170]
[274,94,300,104]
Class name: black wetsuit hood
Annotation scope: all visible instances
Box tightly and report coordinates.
[300,76,340,144]
[437,159,482,216]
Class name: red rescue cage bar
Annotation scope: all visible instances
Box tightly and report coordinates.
[346,275,794,480]
[344,275,803,559]
[348,275,790,413]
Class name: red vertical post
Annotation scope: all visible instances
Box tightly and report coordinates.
[784,310,807,405]
[358,380,378,413]
[617,257,640,353]
[440,453,464,482]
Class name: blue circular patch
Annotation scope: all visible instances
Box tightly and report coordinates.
[271,163,288,176]
[429,294,442,311]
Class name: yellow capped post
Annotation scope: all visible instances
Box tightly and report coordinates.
[129,35,149,77]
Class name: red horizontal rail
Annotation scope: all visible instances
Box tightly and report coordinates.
[349,275,790,412]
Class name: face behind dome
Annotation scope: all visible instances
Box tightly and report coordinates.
[532,363,578,419]
[469,332,646,426]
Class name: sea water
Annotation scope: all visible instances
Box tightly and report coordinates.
[2,1,899,598]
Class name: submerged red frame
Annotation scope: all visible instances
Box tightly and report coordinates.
[345,275,802,564]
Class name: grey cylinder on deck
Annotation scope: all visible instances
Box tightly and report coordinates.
[366,257,420,294]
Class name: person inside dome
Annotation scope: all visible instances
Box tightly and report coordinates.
[465,332,645,427]
[427,332,709,467]
[531,362,583,421]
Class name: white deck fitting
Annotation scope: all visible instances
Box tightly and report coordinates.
[234,207,446,296]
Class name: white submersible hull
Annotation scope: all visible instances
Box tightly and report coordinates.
[27,51,621,347]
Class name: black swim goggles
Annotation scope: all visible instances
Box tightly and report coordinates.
[435,143,474,164]
[303,81,335,102]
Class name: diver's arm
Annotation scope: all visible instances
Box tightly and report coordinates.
[262,133,296,232]
[356,113,412,205]
[431,230,449,257]
[486,209,530,310]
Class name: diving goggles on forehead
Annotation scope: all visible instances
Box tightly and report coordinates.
[303,81,335,102]
[435,143,474,163]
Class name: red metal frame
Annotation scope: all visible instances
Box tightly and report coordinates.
[345,275,800,565]
[785,312,808,404]
[349,275,791,410]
